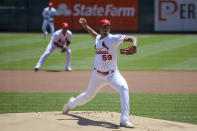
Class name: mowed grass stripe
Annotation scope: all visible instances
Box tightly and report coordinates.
[0,48,44,64]
[27,47,94,71]
[71,34,94,49]
[163,57,197,71]
[43,48,95,70]
[0,36,92,65]
[49,57,95,70]
[160,42,197,70]
[118,35,197,65]
[135,34,183,46]
[0,47,94,70]
[0,34,91,54]
[0,34,45,48]
[0,33,38,41]
[0,41,47,55]
[120,35,197,61]
[44,57,95,70]
[119,42,197,70]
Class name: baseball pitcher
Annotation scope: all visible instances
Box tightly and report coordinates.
[35,22,72,71]
[62,18,138,128]
[42,2,56,39]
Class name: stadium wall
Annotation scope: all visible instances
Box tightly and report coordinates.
[0,0,196,33]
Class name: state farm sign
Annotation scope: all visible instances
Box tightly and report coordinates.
[57,4,135,17]
[52,0,138,31]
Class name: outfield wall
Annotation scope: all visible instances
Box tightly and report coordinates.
[0,0,196,33]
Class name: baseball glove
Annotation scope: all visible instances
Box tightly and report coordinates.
[120,46,137,55]
[61,45,67,53]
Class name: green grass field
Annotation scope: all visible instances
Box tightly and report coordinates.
[0,33,197,71]
[0,93,197,124]
[0,92,196,124]
[0,33,197,124]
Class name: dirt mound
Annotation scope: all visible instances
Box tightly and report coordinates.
[0,111,196,131]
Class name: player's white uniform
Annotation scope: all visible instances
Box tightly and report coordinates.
[67,34,130,122]
[42,7,56,36]
[35,29,72,70]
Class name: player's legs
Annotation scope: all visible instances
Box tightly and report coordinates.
[35,42,56,69]
[108,70,130,122]
[65,48,71,71]
[67,71,106,108]
[42,20,49,38]
[49,22,55,35]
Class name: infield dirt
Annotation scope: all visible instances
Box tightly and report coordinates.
[1,70,197,93]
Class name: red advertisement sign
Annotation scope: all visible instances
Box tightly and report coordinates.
[52,0,138,31]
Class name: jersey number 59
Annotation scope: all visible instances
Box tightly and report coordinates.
[102,55,112,61]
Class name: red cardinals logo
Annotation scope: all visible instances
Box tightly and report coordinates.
[95,41,109,50]
[102,41,109,50]
[159,0,178,21]
[95,41,109,54]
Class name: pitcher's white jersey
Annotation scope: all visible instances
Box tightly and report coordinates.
[52,29,72,46]
[94,34,125,71]
[42,7,56,22]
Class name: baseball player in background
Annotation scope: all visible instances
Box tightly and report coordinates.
[42,2,56,39]
[62,18,138,128]
[35,22,72,71]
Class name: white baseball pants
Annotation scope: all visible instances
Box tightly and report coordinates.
[42,19,55,35]
[68,70,130,122]
[35,41,71,70]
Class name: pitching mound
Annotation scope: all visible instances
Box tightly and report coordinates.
[0,111,196,131]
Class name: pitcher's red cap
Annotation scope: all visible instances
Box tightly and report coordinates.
[48,2,53,7]
[99,19,111,26]
[61,22,69,28]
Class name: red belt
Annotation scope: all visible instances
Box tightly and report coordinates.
[94,67,114,75]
